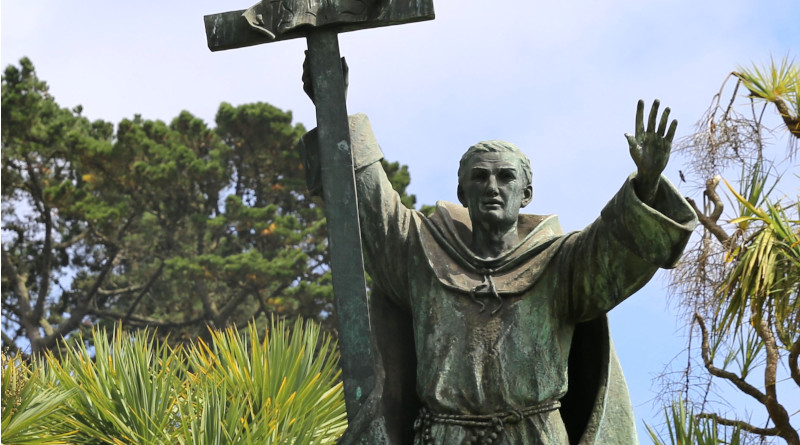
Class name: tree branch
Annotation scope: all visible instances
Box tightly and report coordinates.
[752,315,800,444]
[122,261,165,324]
[694,313,767,403]
[194,279,219,326]
[97,284,146,296]
[686,176,730,245]
[213,289,251,327]
[33,245,122,352]
[83,215,137,310]
[21,154,55,325]
[696,412,778,436]
[790,337,800,388]
[54,230,90,249]
[32,204,53,324]
[92,309,206,329]
[1,247,42,349]
[769,98,799,139]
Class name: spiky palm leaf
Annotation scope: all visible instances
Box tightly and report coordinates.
[45,325,183,444]
[2,319,346,443]
[721,179,800,346]
[735,57,799,140]
[646,400,743,445]
[182,319,347,444]
[1,353,75,445]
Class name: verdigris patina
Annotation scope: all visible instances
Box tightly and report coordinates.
[300,91,698,443]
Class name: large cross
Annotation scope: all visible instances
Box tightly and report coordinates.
[204,0,434,423]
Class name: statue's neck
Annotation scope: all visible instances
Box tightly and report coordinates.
[471,223,519,259]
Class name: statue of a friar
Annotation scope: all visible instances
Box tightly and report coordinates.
[300,63,698,445]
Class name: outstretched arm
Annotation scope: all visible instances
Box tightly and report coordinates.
[558,100,694,321]
[625,99,678,205]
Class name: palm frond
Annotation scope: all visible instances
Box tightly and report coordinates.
[736,56,798,110]
[1,353,75,445]
[46,325,183,444]
[181,318,346,444]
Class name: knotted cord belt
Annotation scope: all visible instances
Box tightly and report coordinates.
[469,268,504,315]
[414,400,561,445]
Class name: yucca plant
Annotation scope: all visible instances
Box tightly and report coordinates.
[2,318,346,443]
[1,352,75,445]
[181,318,347,444]
[45,325,184,444]
[646,400,743,445]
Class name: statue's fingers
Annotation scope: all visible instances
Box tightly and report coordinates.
[647,99,660,134]
[625,133,640,160]
[657,107,671,136]
[635,99,645,136]
[666,119,678,142]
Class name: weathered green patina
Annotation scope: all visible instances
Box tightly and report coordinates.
[203,0,434,426]
[300,100,698,444]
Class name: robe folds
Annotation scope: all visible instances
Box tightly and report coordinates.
[302,114,698,445]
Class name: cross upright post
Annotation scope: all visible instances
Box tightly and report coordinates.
[203,0,434,423]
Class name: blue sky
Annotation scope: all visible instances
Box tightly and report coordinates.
[3,0,798,440]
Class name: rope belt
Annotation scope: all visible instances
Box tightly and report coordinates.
[414,400,561,445]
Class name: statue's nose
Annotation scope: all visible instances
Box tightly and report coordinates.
[486,176,499,195]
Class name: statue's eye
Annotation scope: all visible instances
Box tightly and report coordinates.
[470,170,488,181]
[499,169,516,182]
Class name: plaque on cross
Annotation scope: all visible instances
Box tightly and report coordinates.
[203,0,434,437]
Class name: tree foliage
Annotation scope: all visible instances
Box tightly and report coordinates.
[656,57,799,444]
[1,58,420,355]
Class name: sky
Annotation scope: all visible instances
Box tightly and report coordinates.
[2,0,799,440]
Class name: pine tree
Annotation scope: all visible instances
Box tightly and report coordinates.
[2,58,421,353]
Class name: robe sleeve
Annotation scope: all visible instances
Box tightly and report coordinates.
[300,114,418,309]
[557,174,697,323]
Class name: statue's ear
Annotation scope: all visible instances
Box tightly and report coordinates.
[521,184,533,208]
[457,185,467,207]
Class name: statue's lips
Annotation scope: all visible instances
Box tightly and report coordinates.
[482,200,503,209]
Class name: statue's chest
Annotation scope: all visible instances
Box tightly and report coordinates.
[411,274,564,355]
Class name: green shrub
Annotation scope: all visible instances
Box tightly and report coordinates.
[1,352,74,444]
[1,318,346,445]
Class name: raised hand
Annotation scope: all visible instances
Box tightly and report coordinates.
[625,99,677,204]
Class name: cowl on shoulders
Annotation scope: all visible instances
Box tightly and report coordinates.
[420,200,567,296]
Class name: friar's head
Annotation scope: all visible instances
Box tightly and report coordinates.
[456,141,534,230]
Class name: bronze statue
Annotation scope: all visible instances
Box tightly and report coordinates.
[301,63,698,444]
[205,2,697,441]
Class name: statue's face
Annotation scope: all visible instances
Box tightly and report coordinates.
[457,152,533,230]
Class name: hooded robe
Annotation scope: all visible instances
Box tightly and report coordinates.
[303,114,697,444]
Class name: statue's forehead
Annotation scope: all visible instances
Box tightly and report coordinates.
[464,152,523,169]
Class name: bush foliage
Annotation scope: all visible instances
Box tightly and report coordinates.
[1,318,346,444]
